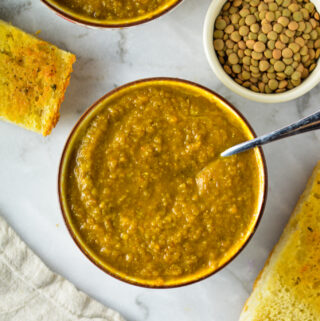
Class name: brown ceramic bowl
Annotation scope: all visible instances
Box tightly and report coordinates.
[41,0,184,28]
[58,77,268,288]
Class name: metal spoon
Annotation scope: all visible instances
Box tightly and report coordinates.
[221,110,320,157]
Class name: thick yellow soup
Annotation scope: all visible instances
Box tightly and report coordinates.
[51,0,179,22]
[61,81,265,286]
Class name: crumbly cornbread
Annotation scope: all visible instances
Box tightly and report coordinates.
[240,162,320,321]
[0,20,75,136]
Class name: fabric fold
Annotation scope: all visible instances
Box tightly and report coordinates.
[0,216,125,321]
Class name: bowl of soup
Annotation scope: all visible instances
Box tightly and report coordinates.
[58,78,267,288]
[41,0,184,28]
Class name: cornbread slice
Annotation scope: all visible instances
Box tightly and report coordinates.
[0,20,76,136]
[239,162,320,321]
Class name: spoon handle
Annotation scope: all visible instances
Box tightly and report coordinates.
[221,110,320,157]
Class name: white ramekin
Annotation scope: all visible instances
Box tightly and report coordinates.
[203,0,320,103]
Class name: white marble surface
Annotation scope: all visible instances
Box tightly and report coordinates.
[1,1,320,320]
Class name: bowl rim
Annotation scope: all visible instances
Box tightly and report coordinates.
[58,77,268,288]
[41,0,184,28]
[203,0,320,103]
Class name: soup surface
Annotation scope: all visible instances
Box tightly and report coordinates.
[53,0,177,21]
[63,82,263,286]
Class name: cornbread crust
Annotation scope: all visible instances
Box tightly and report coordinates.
[0,20,75,136]
[240,162,320,321]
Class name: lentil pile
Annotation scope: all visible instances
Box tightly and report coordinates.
[213,0,320,93]
[64,82,263,286]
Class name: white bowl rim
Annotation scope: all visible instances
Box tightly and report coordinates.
[203,0,320,103]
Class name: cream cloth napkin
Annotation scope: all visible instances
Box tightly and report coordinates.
[0,216,125,321]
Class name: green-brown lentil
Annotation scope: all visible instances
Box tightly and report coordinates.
[282,47,294,57]
[274,60,286,71]
[275,40,286,49]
